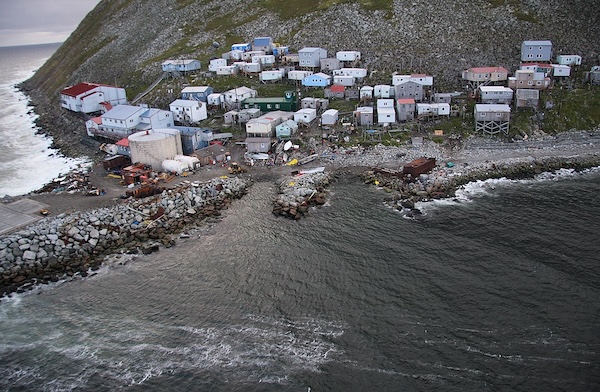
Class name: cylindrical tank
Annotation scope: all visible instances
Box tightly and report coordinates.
[128,129,183,170]
[162,159,188,174]
[173,155,200,170]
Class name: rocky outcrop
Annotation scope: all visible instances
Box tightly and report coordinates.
[0,177,250,298]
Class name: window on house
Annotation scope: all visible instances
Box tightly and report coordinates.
[496,112,502,117]
[529,46,533,50]
[528,81,533,85]
[539,46,543,50]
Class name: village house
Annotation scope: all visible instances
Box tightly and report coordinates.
[288,70,314,81]
[273,46,289,58]
[246,118,274,138]
[478,86,514,104]
[334,68,368,81]
[551,64,571,77]
[394,80,424,101]
[333,75,355,87]
[294,108,317,125]
[336,51,361,62]
[474,104,511,136]
[325,84,345,99]
[432,93,453,104]
[515,89,540,108]
[275,119,299,139]
[236,108,261,124]
[392,74,433,86]
[216,65,238,76]
[231,43,252,52]
[302,72,332,87]
[60,82,127,114]
[173,126,214,154]
[508,69,551,90]
[416,103,450,119]
[87,104,174,141]
[242,50,265,61]
[181,86,213,102]
[242,62,262,74]
[320,58,342,72]
[321,109,339,126]
[354,106,374,126]
[377,99,396,125]
[207,93,224,108]
[208,58,227,72]
[222,87,258,107]
[298,47,328,68]
[556,55,582,66]
[259,69,284,82]
[588,66,600,85]
[253,54,276,67]
[360,86,374,101]
[241,91,297,112]
[521,40,552,62]
[301,97,329,111]
[161,59,201,74]
[374,84,394,99]
[396,98,416,122]
[253,37,274,53]
[461,66,509,88]
[169,99,208,124]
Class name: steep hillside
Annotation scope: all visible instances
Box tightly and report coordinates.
[20,0,600,157]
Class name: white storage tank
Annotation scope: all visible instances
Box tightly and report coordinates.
[162,159,188,174]
[173,154,200,170]
[129,129,183,170]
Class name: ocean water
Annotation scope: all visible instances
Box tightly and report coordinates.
[0,43,86,197]
[1,169,599,391]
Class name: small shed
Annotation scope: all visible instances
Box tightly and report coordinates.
[354,107,374,126]
[556,55,582,66]
[552,64,571,77]
[275,119,299,139]
[336,51,361,62]
[245,137,272,153]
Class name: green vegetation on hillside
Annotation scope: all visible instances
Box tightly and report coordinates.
[258,0,393,20]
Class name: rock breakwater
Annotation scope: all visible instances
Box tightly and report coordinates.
[0,177,250,298]
[272,171,332,220]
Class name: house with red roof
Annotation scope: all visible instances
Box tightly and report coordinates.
[60,82,127,114]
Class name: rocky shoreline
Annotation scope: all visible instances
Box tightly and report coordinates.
[1,130,600,299]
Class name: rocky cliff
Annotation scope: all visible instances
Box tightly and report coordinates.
[19,0,600,157]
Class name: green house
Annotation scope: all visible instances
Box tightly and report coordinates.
[241,91,297,112]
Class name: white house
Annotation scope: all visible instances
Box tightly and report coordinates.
[216,65,238,75]
[552,64,571,77]
[231,43,252,52]
[260,70,283,82]
[252,55,276,66]
[60,82,127,113]
[288,70,314,81]
[161,59,201,73]
[242,50,265,61]
[416,103,450,117]
[374,85,394,99]
[333,68,368,79]
[298,47,328,68]
[377,99,396,125]
[479,86,514,104]
[294,108,317,124]
[223,87,258,104]
[242,62,262,73]
[246,118,274,138]
[170,99,208,123]
[208,58,227,72]
[207,93,223,107]
[556,55,582,66]
[333,75,355,87]
[321,109,339,126]
[392,74,433,86]
[360,86,374,100]
[336,51,361,62]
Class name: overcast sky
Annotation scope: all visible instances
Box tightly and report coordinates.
[0,0,102,47]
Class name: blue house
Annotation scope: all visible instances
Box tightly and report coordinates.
[181,86,214,102]
[231,43,252,52]
[302,72,332,87]
[253,37,273,53]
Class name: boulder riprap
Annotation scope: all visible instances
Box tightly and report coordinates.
[0,176,250,298]
[273,171,332,220]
